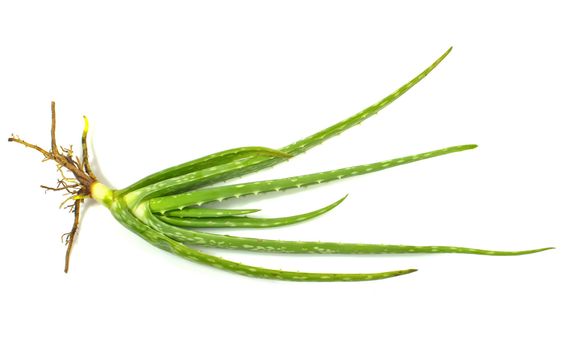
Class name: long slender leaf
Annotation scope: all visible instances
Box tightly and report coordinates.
[175,47,454,190]
[150,144,476,212]
[111,198,416,282]
[141,205,552,256]
[162,207,261,218]
[120,146,291,196]
[157,195,346,228]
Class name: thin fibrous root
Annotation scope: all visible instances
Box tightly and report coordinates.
[64,200,82,273]
[8,102,98,273]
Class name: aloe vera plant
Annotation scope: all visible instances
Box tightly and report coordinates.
[9,47,553,281]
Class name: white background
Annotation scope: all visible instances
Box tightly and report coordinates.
[1,1,560,349]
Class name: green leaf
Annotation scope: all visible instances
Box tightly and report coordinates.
[143,205,552,256]
[110,198,416,282]
[180,47,455,188]
[157,195,347,228]
[120,146,291,196]
[162,207,261,218]
[149,144,476,212]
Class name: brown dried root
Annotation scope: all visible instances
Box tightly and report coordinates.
[8,102,97,273]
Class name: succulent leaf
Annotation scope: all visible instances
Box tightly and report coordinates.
[111,198,416,282]
[157,195,347,228]
[162,207,261,218]
[149,144,476,212]
[183,47,454,188]
[141,204,552,256]
[120,146,292,196]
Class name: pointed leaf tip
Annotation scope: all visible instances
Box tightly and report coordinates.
[435,46,454,64]
[332,194,349,207]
